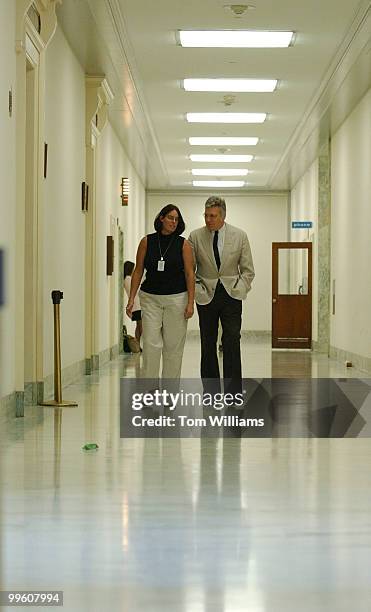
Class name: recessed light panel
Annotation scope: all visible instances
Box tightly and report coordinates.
[186,113,266,123]
[179,30,294,48]
[183,79,277,92]
[193,180,245,187]
[189,137,258,146]
[192,169,249,176]
[190,154,253,162]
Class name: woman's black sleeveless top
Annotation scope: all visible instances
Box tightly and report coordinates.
[141,232,187,295]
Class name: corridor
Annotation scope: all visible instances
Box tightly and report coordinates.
[1,1,371,610]
[1,339,371,611]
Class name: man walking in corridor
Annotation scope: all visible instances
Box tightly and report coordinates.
[189,196,255,395]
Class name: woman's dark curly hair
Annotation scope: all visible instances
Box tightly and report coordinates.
[154,204,185,235]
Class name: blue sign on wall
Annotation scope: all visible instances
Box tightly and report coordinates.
[292,221,313,229]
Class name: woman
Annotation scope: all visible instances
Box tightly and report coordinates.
[123,260,142,346]
[126,205,194,379]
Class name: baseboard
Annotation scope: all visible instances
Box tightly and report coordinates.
[1,344,121,419]
[110,344,119,360]
[330,345,371,374]
[85,357,92,375]
[43,344,120,399]
[187,329,271,339]
[43,358,87,400]
[90,344,120,371]
[0,390,25,420]
[242,330,271,339]
[24,381,44,406]
[91,354,100,371]
[312,340,329,354]
[1,392,17,420]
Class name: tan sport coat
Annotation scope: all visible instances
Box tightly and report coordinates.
[188,223,255,305]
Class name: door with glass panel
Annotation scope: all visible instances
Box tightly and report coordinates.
[272,242,312,349]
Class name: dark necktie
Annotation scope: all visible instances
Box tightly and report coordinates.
[213,230,221,269]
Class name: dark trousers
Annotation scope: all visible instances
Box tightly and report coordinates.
[197,282,242,394]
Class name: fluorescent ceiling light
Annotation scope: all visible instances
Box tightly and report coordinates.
[189,137,258,146]
[190,154,253,163]
[193,181,245,188]
[186,113,266,123]
[179,30,294,48]
[184,79,277,92]
[192,169,248,176]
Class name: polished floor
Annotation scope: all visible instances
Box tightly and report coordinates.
[1,337,371,611]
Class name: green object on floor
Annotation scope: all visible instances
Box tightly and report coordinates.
[82,443,99,451]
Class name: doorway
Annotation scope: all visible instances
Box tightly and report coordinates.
[272,242,312,349]
[118,227,124,353]
[24,47,40,403]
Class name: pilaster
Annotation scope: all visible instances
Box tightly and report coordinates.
[317,139,331,354]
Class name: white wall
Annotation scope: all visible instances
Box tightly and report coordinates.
[0,0,16,397]
[96,123,146,347]
[331,88,371,358]
[146,192,288,331]
[44,27,86,376]
[290,160,319,341]
[44,26,147,371]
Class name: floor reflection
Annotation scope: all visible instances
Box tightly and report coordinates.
[271,350,312,378]
[1,339,371,611]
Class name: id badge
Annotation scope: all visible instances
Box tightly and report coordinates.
[157,259,165,272]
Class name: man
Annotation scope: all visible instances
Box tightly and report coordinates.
[189,196,255,394]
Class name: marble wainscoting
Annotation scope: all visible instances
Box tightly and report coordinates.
[330,345,371,375]
[0,391,24,421]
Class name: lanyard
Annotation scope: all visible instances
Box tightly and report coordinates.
[157,233,176,261]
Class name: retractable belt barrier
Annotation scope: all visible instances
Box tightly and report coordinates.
[41,290,78,407]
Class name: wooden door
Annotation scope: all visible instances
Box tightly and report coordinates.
[272,242,312,349]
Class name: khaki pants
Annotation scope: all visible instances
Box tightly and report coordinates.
[139,291,188,379]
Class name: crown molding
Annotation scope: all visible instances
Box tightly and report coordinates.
[85,76,114,144]
[269,0,371,189]
[85,0,169,186]
[16,0,62,53]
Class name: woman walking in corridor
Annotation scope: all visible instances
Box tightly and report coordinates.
[126,204,194,379]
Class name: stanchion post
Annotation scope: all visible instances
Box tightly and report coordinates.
[53,290,62,403]
[41,290,78,407]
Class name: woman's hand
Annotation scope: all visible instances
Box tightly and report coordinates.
[184,303,194,319]
[125,237,147,321]
[182,240,195,320]
[126,301,134,319]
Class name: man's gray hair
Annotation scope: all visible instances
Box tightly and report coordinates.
[205,196,226,218]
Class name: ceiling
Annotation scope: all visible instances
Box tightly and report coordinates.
[57,0,371,191]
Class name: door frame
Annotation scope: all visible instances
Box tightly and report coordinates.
[272,242,312,349]
[118,227,124,353]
